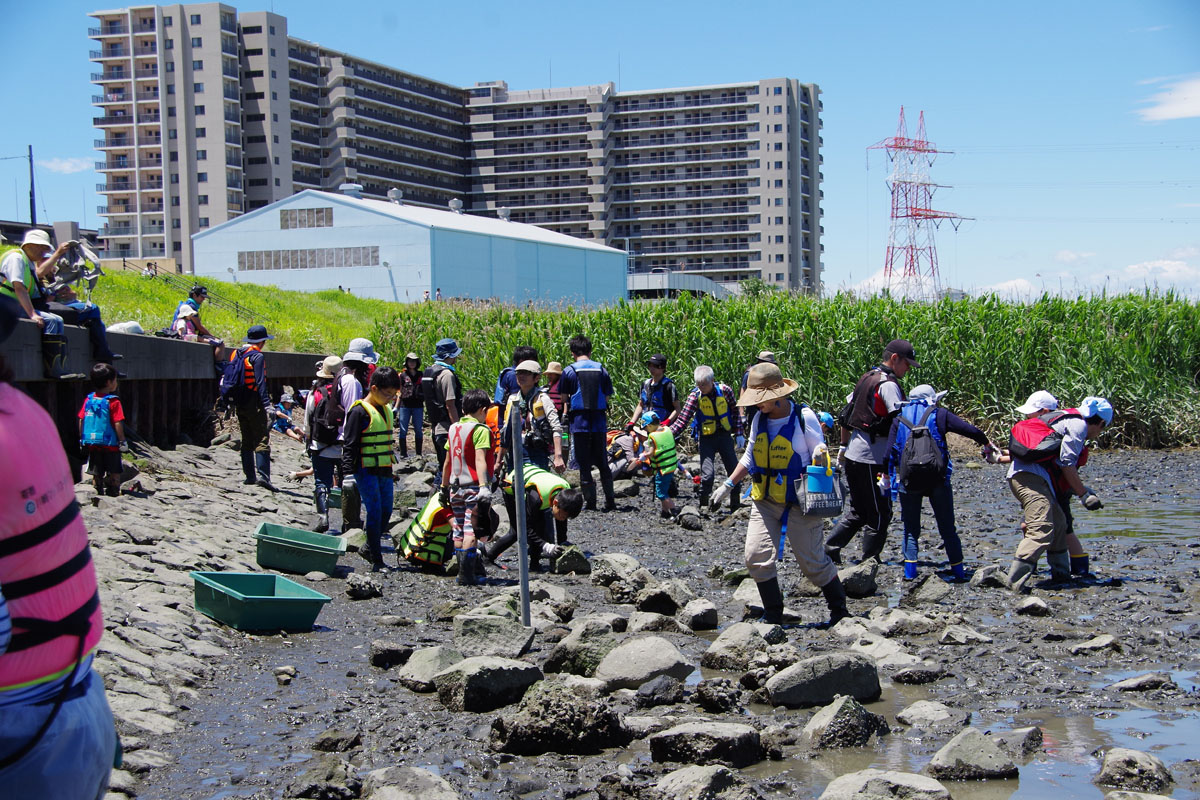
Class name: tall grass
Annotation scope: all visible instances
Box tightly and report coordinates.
[371,292,1200,448]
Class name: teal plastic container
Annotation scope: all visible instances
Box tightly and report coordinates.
[190,571,331,632]
[254,522,346,575]
[805,464,834,494]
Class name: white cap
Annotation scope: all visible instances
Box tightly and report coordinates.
[1016,390,1058,415]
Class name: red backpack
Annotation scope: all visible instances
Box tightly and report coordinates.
[1008,411,1081,463]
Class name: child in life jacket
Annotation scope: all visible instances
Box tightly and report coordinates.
[78,362,127,496]
[635,412,680,521]
[440,389,495,586]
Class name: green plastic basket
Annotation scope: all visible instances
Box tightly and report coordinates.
[190,571,331,632]
[254,522,346,575]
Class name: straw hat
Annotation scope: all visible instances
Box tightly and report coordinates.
[736,362,799,407]
[316,355,342,378]
[544,361,563,377]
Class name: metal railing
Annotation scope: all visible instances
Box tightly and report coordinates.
[287,48,318,65]
[612,205,751,220]
[89,25,129,36]
[348,65,463,105]
[613,168,749,184]
[488,106,589,121]
[614,114,748,130]
[351,123,467,158]
[613,186,750,200]
[632,242,751,254]
[94,115,134,126]
[613,95,754,113]
[91,47,130,58]
[615,151,752,166]
[151,269,264,322]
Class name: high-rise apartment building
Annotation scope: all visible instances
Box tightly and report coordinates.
[90,4,822,290]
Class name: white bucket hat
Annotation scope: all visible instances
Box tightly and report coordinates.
[21,230,53,250]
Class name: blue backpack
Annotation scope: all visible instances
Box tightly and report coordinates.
[82,393,119,447]
[218,348,249,405]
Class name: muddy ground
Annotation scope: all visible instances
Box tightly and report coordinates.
[85,439,1200,800]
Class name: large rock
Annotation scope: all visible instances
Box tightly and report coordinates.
[285,753,360,800]
[552,545,591,575]
[925,727,1019,780]
[369,640,412,670]
[361,766,460,800]
[452,613,534,659]
[612,479,639,497]
[1016,596,1050,616]
[899,572,952,606]
[1094,748,1174,792]
[801,695,890,748]
[969,564,1009,589]
[649,722,765,768]
[590,553,642,586]
[432,656,542,713]
[845,631,922,668]
[839,560,879,598]
[677,505,704,531]
[636,674,685,709]
[1108,673,1174,692]
[865,607,940,637]
[679,598,718,631]
[765,652,881,708]
[345,573,383,600]
[939,624,993,645]
[701,622,769,671]
[489,677,631,755]
[896,700,970,730]
[818,769,951,800]
[891,662,947,685]
[694,678,742,714]
[992,726,1044,757]
[1072,634,1121,655]
[636,579,695,615]
[655,765,762,800]
[313,728,362,753]
[629,611,687,634]
[543,619,618,677]
[593,636,693,690]
[396,646,463,693]
[505,580,578,622]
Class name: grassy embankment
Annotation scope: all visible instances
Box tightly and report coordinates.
[91,272,1200,447]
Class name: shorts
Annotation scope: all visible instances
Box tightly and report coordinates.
[86,447,122,477]
[653,472,675,500]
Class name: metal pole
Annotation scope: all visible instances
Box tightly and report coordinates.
[511,400,531,627]
[28,145,36,226]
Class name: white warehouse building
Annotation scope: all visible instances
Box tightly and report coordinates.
[191,187,627,305]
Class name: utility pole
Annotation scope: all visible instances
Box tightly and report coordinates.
[28,145,36,226]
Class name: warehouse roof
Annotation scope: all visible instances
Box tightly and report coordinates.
[196,189,622,254]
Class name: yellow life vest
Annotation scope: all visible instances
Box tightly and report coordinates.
[399,493,454,567]
[502,463,569,510]
[696,390,733,436]
[0,246,41,301]
[749,406,804,505]
[352,399,394,469]
[649,428,678,475]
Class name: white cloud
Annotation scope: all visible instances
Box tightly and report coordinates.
[37,157,93,175]
[1166,245,1199,259]
[978,277,1039,300]
[1054,249,1095,265]
[1137,75,1200,122]
[1121,259,1200,292]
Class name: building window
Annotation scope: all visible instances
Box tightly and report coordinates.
[190,13,201,24]
[238,244,379,271]
[193,82,204,93]
[774,142,783,151]
[168,129,177,139]
[270,48,276,56]
[164,15,172,25]
[774,161,783,169]
[774,180,783,188]
[774,198,783,206]
[774,105,782,113]
[195,127,206,137]
[169,151,178,161]
[196,172,207,182]
[242,25,262,34]
[198,195,208,204]
[194,105,205,115]
[248,178,268,186]
[775,216,783,224]
[244,47,263,56]
[270,69,276,78]
[775,254,784,262]
[271,91,277,100]
[247,156,267,165]
[190,37,202,47]
[192,59,203,70]
[173,242,182,251]
[198,217,209,228]
[774,124,783,132]
[774,87,782,95]
[273,156,279,165]
[167,85,175,95]
[246,135,265,143]
[244,91,264,100]
[245,113,265,121]
[269,25,275,34]
[272,134,279,143]
[172,218,181,228]
[774,235,784,243]
[776,273,784,281]
[274,178,281,186]
[165,39,173,49]
[246,69,263,77]
[170,174,179,183]
[279,207,334,229]
[171,196,180,206]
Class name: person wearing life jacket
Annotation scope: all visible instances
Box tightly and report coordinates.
[423,338,463,478]
[498,360,565,473]
[630,354,680,429]
[634,412,680,521]
[886,384,993,583]
[543,361,569,468]
[670,365,744,510]
[998,392,1111,591]
[78,363,128,498]
[303,356,343,533]
[341,367,402,571]
[439,389,496,586]
[493,346,539,405]
[607,425,645,481]
[557,334,616,511]
[710,362,849,628]
[0,230,74,379]
[483,463,584,572]
[824,339,917,566]
[336,339,377,530]
[0,294,117,796]
[1054,398,1107,577]
[231,325,277,491]
[395,353,425,459]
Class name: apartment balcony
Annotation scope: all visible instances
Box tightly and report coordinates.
[221,16,237,33]
[356,145,465,176]
[614,150,753,167]
[91,47,130,60]
[625,224,752,239]
[227,176,243,188]
[612,168,750,185]
[99,225,136,237]
[137,137,162,147]
[287,48,319,65]
[351,85,459,124]
[132,45,157,57]
[293,170,321,185]
[508,212,592,224]
[485,141,591,157]
[137,113,161,124]
[612,114,749,131]
[491,160,590,175]
[92,93,131,105]
[613,186,751,201]
[292,130,320,145]
[486,124,591,141]
[614,133,753,152]
[91,71,129,83]
[94,114,135,126]
[142,246,167,256]
[290,89,320,106]
[227,155,242,168]
[221,39,238,56]
[491,178,591,191]
[226,131,241,145]
[96,182,135,193]
[612,205,752,221]
[292,151,320,165]
[225,108,240,123]
[95,159,132,171]
[135,92,160,102]
[223,62,239,78]
[89,24,129,36]
[354,162,465,192]
[223,85,239,100]
[94,138,131,149]
[481,197,589,210]
[290,110,320,127]
[353,105,463,141]
[133,22,156,34]
[140,203,165,213]
[346,65,463,107]
[289,68,318,84]
[612,95,754,114]
[481,106,590,122]
[630,241,752,255]
[142,225,166,235]
[134,67,158,80]
[350,124,468,160]
[142,179,164,189]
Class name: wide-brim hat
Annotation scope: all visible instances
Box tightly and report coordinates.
[544,361,563,377]
[316,355,342,378]
[908,384,948,405]
[21,229,52,250]
[736,362,799,407]
[756,350,776,364]
[435,338,462,360]
[405,352,420,362]
[346,337,378,364]
[177,305,198,318]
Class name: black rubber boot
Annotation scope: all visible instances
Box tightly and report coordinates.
[754,577,785,625]
[455,548,473,586]
[254,452,277,492]
[860,530,887,563]
[819,576,850,628]
[342,482,363,529]
[600,475,617,511]
[240,450,256,485]
[582,483,598,511]
[314,487,330,533]
[485,530,518,563]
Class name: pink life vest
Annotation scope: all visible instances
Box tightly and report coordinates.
[0,383,103,691]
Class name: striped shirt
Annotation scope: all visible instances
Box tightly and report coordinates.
[670,384,743,438]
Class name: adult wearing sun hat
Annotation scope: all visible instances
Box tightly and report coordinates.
[709,362,849,628]
[1,229,75,377]
[396,352,425,459]
[334,338,377,530]
[232,324,277,491]
[304,355,343,532]
[422,338,463,476]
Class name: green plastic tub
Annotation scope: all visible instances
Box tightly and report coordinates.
[328,488,342,509]
[190,571,331,632]
[254,522,346,575]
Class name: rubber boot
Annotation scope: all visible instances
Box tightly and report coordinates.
[41,334,68,379]
[1007,559,1035,593]
[485,530,518,564]
[903,560,918,581]
[819,576,851,628]
[240,450,256,485]
[1071,553,1090,575]
[860,530,888,563]
[455,548,471,586]
[473,547,489,581]
[314,487,330,533]
[342,482,363,530]
[754,577,785,625]
[949,562,968,582]
[1046,550,1072,584]
[824,544,843,566]
[254,452,277,492]
[582,483,598,511]
[600,475,617,512]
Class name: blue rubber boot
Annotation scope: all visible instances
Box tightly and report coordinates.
[1071,553,1090,575]
[950,562,968,582]
[903,560,918,581]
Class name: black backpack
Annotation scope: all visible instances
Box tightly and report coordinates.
[310,381,342,446]
[896,406,946,494]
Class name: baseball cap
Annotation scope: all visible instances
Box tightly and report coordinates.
[639,411,661,428]
[515,359,542,374]
[1015,390,1058,415]
[884,339,920,367]
[645,354,667,368]
[244,324,274,343]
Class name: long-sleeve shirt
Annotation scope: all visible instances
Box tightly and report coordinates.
[238,346,271,410]
[340,401,391,477]
[1007,415,1089,497]
[336,371,364,440]
[670,384,743,438]
[886,406,988,466]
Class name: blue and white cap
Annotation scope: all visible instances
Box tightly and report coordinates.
[1078,396,1114,427]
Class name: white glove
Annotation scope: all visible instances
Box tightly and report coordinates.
[475,485,492,503]
[119,441,130,453]
[542,543,563,558]
[812,443,829,461]
[710,479,733,509]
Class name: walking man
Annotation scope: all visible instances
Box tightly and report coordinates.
[825,339,918,564]
[423,338,463,476]
[396,353,425,459]
[557,334,616,511]
[670,365,744,509]
[233,324,277,491]
[342,367,402,570]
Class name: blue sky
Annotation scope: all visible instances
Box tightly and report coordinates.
[3,0,1198,296]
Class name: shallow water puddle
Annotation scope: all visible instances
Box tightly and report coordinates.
[1078,500,1200,540]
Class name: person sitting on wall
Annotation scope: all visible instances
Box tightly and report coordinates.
[0,230,78,379]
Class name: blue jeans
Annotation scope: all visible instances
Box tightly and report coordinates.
[356,471,394,561]
[0,669,115,800]
[311,452,336,496]
[36,311,64,335]
[899,481,963,566]
[396,406,423,455]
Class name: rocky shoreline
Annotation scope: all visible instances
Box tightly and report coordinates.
[84,440,1200,800]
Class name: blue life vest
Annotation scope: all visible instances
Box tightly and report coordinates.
[892,401,952,486]
[640,376,674,421]
[81,393,119,447]
[747,402,806,505]
[568,359,608,412]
